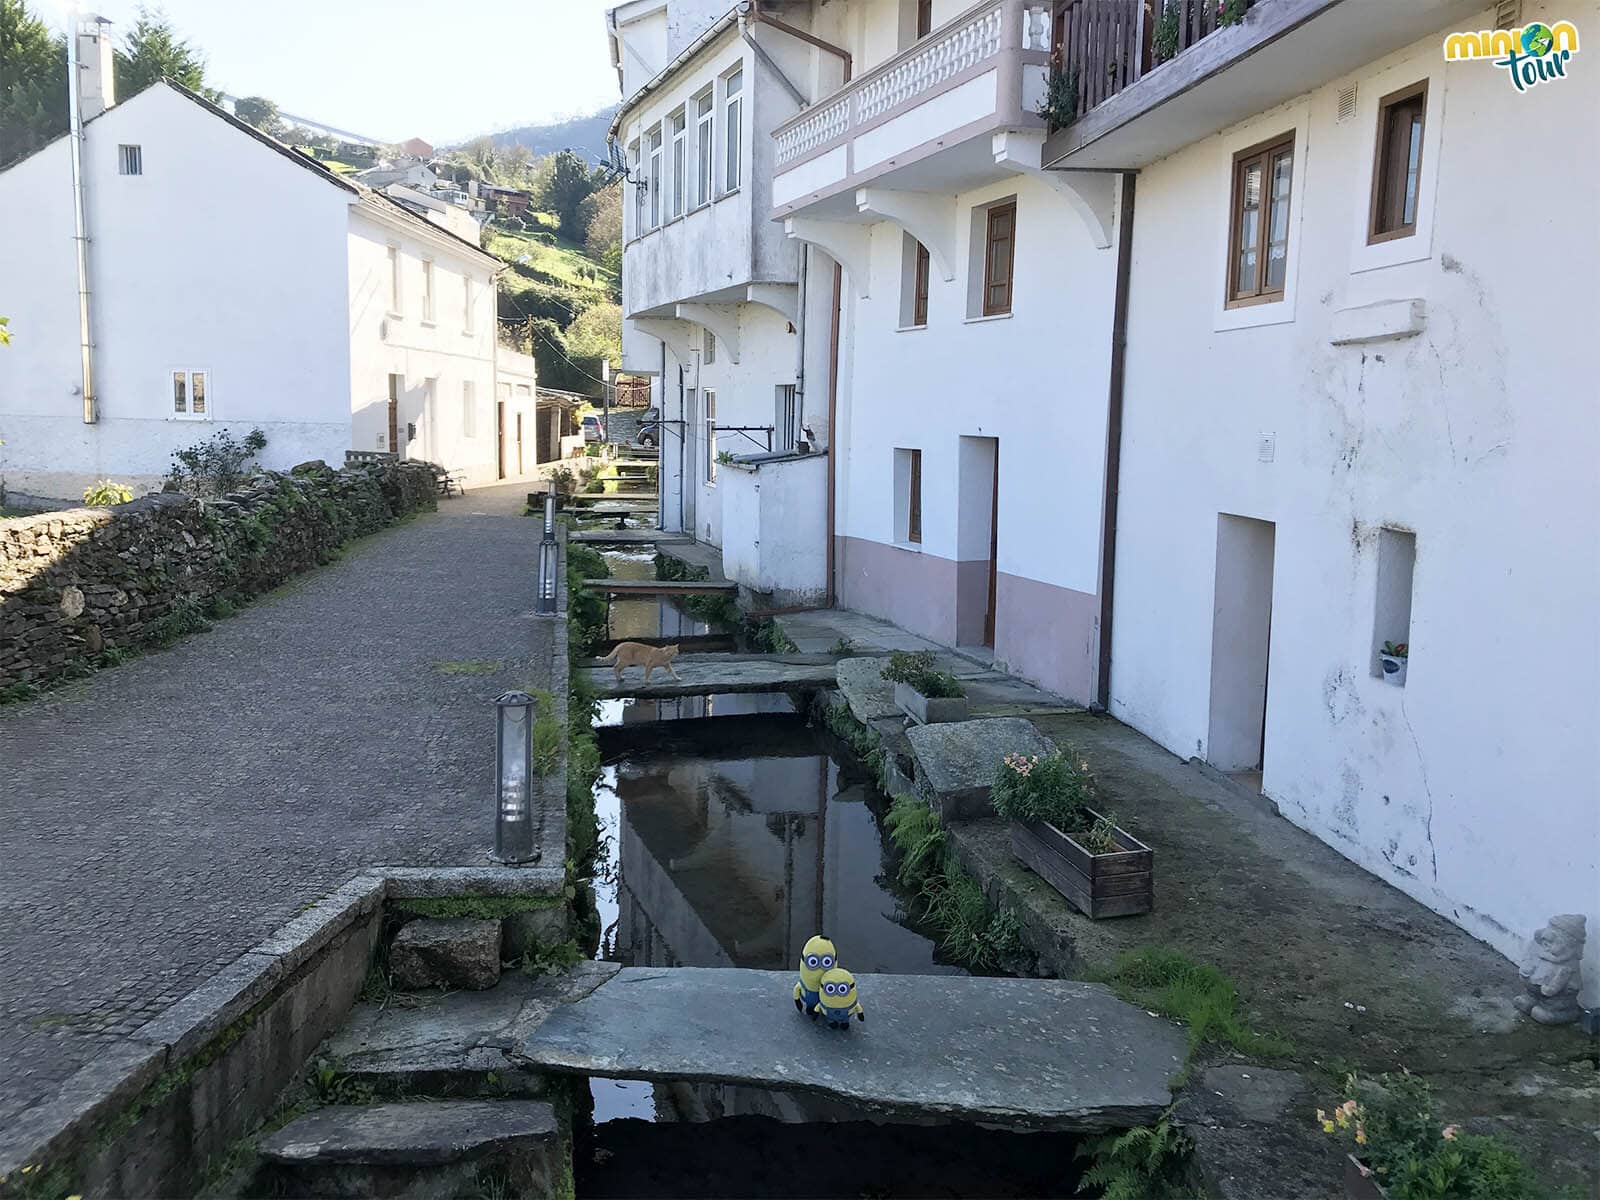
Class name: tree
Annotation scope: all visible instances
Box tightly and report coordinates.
[563,302,621,370]
[233,95,283,137]
[544,149,596,240]
[0,0,67,168]
[115,6,216,102]
[581,182,622,261]
[0,316,11,345]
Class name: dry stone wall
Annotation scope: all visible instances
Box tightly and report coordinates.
[0,460,437,691]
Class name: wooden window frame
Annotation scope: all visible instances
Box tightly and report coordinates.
[912,241,931,327]
[982,201,1016,317]
[907,449,923,544]
[1367,81,1428,246]
[1225,132,1295,309]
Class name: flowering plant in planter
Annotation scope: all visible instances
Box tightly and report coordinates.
[1318,1072,1536,1200]
[882,650,967,725]
[991,750,1153,919]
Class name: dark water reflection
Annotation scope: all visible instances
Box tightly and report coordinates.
[584,550,956,1126]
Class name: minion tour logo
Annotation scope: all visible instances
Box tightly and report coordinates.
[1443,20,1580,92]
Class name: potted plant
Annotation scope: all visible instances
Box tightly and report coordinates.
[1379,641,1408,686]
[1317,1072,1536,1200]
[991,750,1153,919]
[881,650,968,725]
[1037,66,1079,130]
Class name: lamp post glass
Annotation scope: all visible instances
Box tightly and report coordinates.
[495,691,538,863]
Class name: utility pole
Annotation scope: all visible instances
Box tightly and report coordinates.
[66,8,102,424]
[601,358,611,448]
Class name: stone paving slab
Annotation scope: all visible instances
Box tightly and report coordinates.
[0,484,555,1127]
[520,967,1185,1131]
[580,655,840,699]
[907,717,1057,821]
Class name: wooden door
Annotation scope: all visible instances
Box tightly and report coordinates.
[497,402,507,479]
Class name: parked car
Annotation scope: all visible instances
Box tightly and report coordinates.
[581,415,605,443]
[634,406,661,448]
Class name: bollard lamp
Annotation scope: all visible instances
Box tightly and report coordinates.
[494,691,539,864]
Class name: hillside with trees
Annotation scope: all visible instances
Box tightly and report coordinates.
[468,107,617,165]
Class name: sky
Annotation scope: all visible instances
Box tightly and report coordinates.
[43,0,622,144]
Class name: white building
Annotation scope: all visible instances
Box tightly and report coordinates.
[608,0,841,604]
[1038,0,1598,984]
[0,40,537,503]
[611,0,1599,991]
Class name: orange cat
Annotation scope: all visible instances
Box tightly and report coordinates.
[597,642,683,682]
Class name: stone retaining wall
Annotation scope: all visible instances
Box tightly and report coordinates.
[0,461,437,691]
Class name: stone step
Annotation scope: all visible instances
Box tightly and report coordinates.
[389,918,501,992]
[324,963,619,1100]
[254,1100,561,1199]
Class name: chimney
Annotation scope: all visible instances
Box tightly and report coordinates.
[76,15,116,120]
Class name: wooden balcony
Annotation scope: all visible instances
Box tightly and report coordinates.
[1042,0,1483,170]
[1047,0,1235,128]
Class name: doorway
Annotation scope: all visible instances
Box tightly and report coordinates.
[683,389,699,537]
[955,436,999,650]
[387,373,401,455]
[497,402,507,479]
[516,412,525,475]
[1207,514,1276,782]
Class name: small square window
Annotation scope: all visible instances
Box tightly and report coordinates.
[118,144,142,175]
[172,369,210,420]
[1368,82,1427,244]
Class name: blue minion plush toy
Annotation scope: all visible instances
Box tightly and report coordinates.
[793,934,837,1016]
[813,967,865,1029]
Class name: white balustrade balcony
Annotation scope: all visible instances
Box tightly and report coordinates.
[770,0,1054,219]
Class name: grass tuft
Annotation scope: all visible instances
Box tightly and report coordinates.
[1091,946,1292,1067]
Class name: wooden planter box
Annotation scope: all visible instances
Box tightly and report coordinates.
[1344,1154,1388,1200]
[893,681,968,725]
[1010,811,1153,919]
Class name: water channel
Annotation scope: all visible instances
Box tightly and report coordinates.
[572,543,1087,1197]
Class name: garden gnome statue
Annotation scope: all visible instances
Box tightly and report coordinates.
[1512,914,1585,1025]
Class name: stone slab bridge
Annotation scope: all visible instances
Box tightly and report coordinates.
[518,968,1186,1130]
[578,652,847,700]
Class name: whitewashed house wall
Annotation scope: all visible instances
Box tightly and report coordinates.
[1106,0,1600,989]
[0,85,352,501]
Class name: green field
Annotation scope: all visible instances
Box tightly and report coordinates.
[485,217,617,301]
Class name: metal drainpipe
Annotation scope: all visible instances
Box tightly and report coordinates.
[825,263,842,606]
[792,248,808,448]
[739,14,808,109]
[67,18,97,424]
[1095,173,1137,711]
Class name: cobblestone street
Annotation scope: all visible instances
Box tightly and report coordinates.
[0,484,546,1126]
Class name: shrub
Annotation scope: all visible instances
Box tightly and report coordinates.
[880,649,965,699]
[1317,1073,1539,1200]
[165,427,268,497]
[989,749,1097,831]
[1077,1119,1199,1200]
[83,479,133,506]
